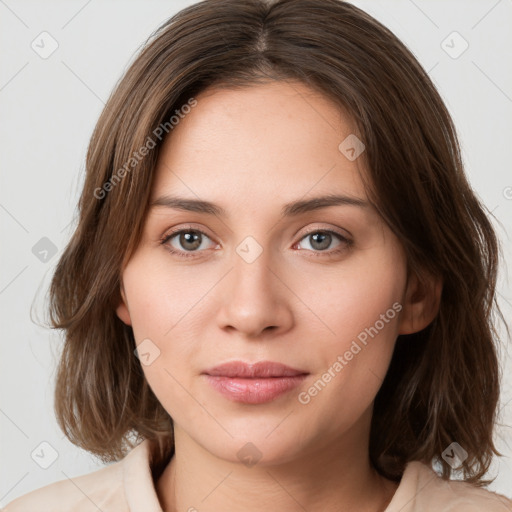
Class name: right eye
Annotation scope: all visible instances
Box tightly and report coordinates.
[160,227,218,258]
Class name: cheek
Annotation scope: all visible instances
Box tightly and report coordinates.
[297,245,406,410]
[121,250,226,399]
[305,242,406,357]
[122,251,210,342]
[121,256,205,420]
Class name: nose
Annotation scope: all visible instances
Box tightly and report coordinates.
[215,247,294,339]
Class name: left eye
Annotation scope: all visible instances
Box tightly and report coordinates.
[295,230,348,253]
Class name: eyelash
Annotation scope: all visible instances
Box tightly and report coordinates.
[159,225,353,259]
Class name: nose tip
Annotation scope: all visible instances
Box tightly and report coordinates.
[216,255,294,339]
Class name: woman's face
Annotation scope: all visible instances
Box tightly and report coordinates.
[117,80,413,465]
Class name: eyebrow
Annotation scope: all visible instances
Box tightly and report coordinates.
[150,193,369,218]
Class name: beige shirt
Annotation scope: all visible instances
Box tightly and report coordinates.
[3,439,512,511]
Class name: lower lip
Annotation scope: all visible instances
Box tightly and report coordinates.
[204,375,308,404]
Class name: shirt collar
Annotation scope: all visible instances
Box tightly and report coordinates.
[122,438,164,512]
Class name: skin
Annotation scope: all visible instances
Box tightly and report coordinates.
[116,80,442,512]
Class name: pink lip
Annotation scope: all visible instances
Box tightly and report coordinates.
[203,361,309,404]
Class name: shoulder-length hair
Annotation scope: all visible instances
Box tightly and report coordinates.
[48,0,507,485]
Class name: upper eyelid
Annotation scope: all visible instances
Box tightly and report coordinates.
[299,225,351,239]
[163,222,351,236]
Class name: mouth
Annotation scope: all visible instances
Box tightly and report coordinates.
[204,360,308,378]
[202,360,309,404]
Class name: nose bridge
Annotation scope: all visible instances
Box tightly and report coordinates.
[230,236,277,305]
[216,234,293,337]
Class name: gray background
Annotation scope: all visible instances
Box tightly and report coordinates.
[1,0,511,504]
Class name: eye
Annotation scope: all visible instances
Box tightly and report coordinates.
[160,226,353,259]
[160,226,217,258]
[294,229,352,257]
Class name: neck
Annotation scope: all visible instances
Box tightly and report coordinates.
[155,411,398,512]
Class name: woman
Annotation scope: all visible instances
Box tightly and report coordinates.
[5,0,511,510]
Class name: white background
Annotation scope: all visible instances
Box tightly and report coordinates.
[1,0,511,504]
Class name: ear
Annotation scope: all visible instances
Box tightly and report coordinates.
[398,268,442,335]
[116,283,132,326]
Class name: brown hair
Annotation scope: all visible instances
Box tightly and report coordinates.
[48,0,508,485]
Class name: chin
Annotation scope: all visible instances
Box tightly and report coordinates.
[185,411,320,468]
[205,434,306,468]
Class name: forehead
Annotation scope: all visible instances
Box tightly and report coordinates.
[151,81,369,214]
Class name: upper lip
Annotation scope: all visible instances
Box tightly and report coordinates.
[203,361,308,378]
